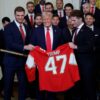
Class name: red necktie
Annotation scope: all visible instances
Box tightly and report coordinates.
[30,15,34,26]
[46,28,52,51]
[73,28,78,43]
[42,5,44,12]
[19,25,25,42]
[90,6,94,14]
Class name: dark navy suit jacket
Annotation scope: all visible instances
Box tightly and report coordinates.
[0,29,5,65]
[30,25,66,50]
[34,4,42,14]
[3,21,31,68]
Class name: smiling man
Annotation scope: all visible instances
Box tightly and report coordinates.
[69,10,96,100]
[3,6,33,100]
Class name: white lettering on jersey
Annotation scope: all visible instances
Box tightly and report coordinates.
[69,53,77,65]
[47,50,60,56]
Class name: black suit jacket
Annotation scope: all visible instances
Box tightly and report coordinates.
[94,7,100,28]
[0,29,5,49]
[74,24,95,86]
[24,14,35,30]
[93,26,100,52]
[34,4,42,14]
[74,25,94,53]
[53,10,65,17]
[62,27,72,43]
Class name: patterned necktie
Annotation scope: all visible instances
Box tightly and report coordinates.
[46,28,52,51]
[19,25,25,42]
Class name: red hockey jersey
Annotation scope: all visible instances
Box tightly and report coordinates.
[25,44,80,92]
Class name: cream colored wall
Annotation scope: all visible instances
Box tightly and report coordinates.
[0,0,32,28]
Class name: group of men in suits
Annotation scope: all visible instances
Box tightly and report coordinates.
[0,0,100,100]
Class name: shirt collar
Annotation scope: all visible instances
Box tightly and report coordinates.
[66,16,69,20]
[87,25,94,31]
[28,13,34,17]
[90,4,96,8]
[45,25,52,30]
[14,20,23,28]
[77,23,84,29]
[58,9,63,12]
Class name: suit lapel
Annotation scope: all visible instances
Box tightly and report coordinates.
[52,26,56,50]
[26,15,31,25]
[73,25,85,44]
[42,27,47,49]
[12,21,24,43]
[76,25,84,38]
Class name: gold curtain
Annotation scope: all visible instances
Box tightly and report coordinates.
[96,0,100,9]
[33,0,40,5]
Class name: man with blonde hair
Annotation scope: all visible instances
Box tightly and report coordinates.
[30,11,70,100]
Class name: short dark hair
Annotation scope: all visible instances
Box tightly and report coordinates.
[40,0,45,5]
[26,1,34,6]
[14,6,25,14]
[53,14,59,19]
[45,2,54,9]
[34,13,42,19]
[64,3,74,9]
[70,10,83,19]
[2,17,11,24]
[56,0,63,3]
[85,13,95,18]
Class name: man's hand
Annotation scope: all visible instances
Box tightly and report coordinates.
[68,42,77,49]
[24,44,34,50]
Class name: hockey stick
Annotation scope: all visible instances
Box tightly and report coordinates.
[0,49,27,57]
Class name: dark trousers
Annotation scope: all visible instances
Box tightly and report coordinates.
[4,67,26,100]
[35,68,57,100]
[75,54,97,100]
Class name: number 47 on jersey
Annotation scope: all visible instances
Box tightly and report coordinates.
[45,53,77,75]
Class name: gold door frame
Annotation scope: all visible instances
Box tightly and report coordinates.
[33,0,40,5]
[96,0,100,9]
